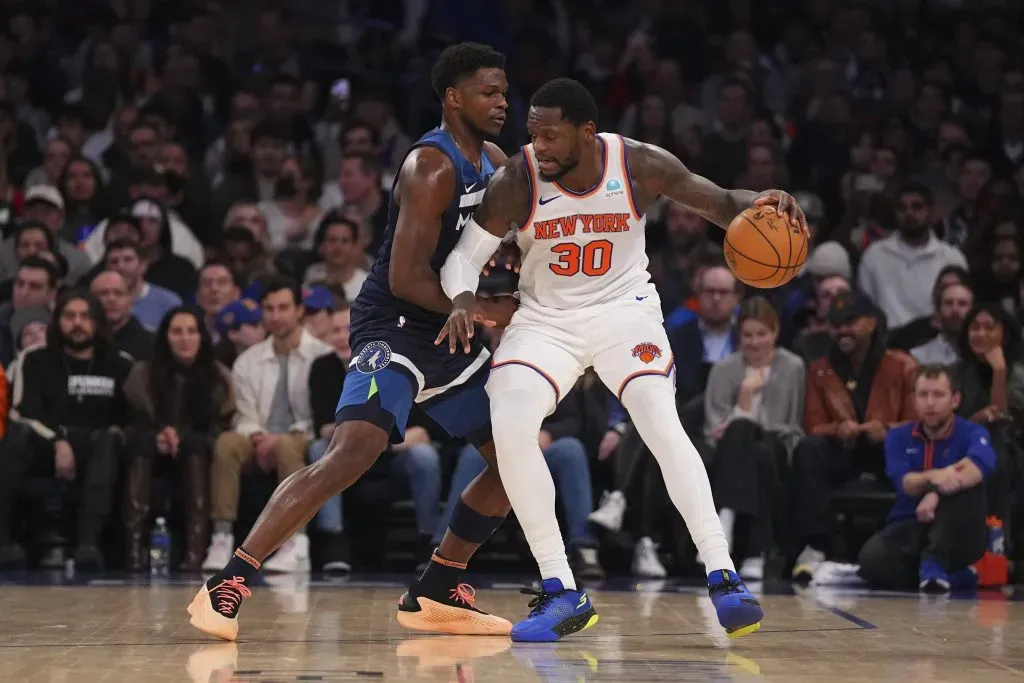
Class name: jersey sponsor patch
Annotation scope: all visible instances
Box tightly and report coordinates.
[631,342,662,364]
[355,340,392,373]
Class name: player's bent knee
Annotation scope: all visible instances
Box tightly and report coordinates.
[316,420,390,484]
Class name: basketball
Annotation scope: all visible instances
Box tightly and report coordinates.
[723,206,808,289]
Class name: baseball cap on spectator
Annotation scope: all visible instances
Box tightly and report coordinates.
[303,285,335,312]
[131,198,163,222]
[24,185,65,212]
[10,307,51,347]
[214,298,263,337]
[828,290,876,327]
[806,241,852,280]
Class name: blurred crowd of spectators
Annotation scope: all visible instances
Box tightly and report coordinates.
[0,0,1021,589]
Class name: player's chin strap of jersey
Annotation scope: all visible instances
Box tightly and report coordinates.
[440,217,504,300]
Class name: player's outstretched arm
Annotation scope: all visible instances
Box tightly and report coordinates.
[624,138,808,234]
[436,153,532,353]
[389,146,461,315]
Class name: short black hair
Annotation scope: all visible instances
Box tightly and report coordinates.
[314,211,359,248]
[431,42,506,101]
[200,260,243,290]
[106,212,143,235]
[259,274,302,307]
[341,119,381,147]
[105,239,142,258]
[529,78,599,127]
[899,181,933,205]
[18,255,60,289]
[15,220,56,251]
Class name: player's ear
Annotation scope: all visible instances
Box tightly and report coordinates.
[445,86,461,110]
[582,121,597,143]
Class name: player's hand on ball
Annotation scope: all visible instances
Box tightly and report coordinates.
[437,291,478,354]
[752,190,809,237]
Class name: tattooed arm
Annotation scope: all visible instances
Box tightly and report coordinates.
[623,137,808,233]
[436,153,533,353]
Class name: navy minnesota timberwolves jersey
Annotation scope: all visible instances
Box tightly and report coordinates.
[353,127,497,335]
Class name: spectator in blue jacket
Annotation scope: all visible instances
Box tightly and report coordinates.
[858,365,995,592]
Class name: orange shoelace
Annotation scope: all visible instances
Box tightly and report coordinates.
[449,583,478,608]
[212,576,252,615]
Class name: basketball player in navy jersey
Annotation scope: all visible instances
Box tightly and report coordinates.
[188,43,521,640]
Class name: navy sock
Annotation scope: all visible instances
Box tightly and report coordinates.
[416,549,468,598]
[206,547,261,591]
[448,498,506,545]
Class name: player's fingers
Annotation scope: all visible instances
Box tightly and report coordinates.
[774,191,790,216]
[435,321,451,346]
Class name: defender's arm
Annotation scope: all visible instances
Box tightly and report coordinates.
[389,147,460,314]
[439,153,532,301]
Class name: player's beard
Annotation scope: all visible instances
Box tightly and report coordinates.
[537,154,580,182]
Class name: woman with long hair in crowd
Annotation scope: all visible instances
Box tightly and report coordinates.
[703,297,806,579]
[122,306,235,571]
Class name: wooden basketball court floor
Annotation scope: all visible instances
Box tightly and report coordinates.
[1,575,1022,682]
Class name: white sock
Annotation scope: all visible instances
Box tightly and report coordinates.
[489,377,576,590]
[620,377,735,574]
[719,508,735,552]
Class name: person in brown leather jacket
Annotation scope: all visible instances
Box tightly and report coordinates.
[788,290,918,582]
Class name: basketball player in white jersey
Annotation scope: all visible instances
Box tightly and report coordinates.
[437,78,807,643]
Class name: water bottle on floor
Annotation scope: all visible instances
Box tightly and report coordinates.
[150,517,171,577]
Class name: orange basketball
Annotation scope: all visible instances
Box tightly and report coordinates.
[723,206,808,289]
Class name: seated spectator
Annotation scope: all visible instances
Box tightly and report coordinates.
[303,212,368,302]
[90,271,154,362]
[202,277,331,573]
[0,290,132,569]
[858,366,994,591]
[196,262,242,341]
[210,120,289,225]
[666,264,740,403]
[974,236,1022,315]
[104,241,181,331]
[213,298,266,368]
[955,303,1024,506]
[123,306,235,571]
[0,256,60,366]
[441,380,605,580]
[0,222,58,301]
[778,241,852,343]
[334,152,390,257]
[124,197,199,298]
[221,223,277,289]
[889,265,971,351]
[74,212,145,287]
[790,274,852,361]
[648,203,722,316]
[910,281,974,365]
[858,183,967,329]
[704,297,805,579]
[790,291,918,582]
[0,186,91,282]
[302,285,336,342]
[307,305,353,571]
[58,155,107,244]
[259,154,326,252]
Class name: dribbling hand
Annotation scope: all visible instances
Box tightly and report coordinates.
[753,190,809,238]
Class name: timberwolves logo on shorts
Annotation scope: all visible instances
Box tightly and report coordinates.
[356,341,392,373]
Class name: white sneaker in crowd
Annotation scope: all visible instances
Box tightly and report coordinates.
[792,545,825,582]
[263,533,311,573]
[632,536,667,578]
[738,556,764,581]
[201,532,234,572]
[588,491,626,532]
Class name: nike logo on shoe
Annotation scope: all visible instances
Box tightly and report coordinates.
[539,195,560,206]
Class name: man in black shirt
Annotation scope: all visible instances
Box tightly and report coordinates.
[0,289,133,569]
[90,270,154,362]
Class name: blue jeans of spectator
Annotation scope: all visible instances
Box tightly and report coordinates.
[308,438,442,537]
[434,437,596,548]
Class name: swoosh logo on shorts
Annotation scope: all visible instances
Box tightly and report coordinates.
[539,195,560,206]
[636,296,648,301]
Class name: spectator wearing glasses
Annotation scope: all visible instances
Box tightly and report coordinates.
[89,270,154,362]
[666,264,741,404]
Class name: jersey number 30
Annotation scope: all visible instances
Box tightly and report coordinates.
[549,240,613,277]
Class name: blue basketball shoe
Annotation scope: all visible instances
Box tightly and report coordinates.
[510,578,599,643]
[708,569,763,638]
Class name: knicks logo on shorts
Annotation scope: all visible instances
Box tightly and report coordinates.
[631,342,662,364]
[355,340,392,373]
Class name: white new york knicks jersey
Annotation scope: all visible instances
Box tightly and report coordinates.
[517,133,654,310]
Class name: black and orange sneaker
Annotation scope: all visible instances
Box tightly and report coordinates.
[187,576,252,641]
[397,582,512,635]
